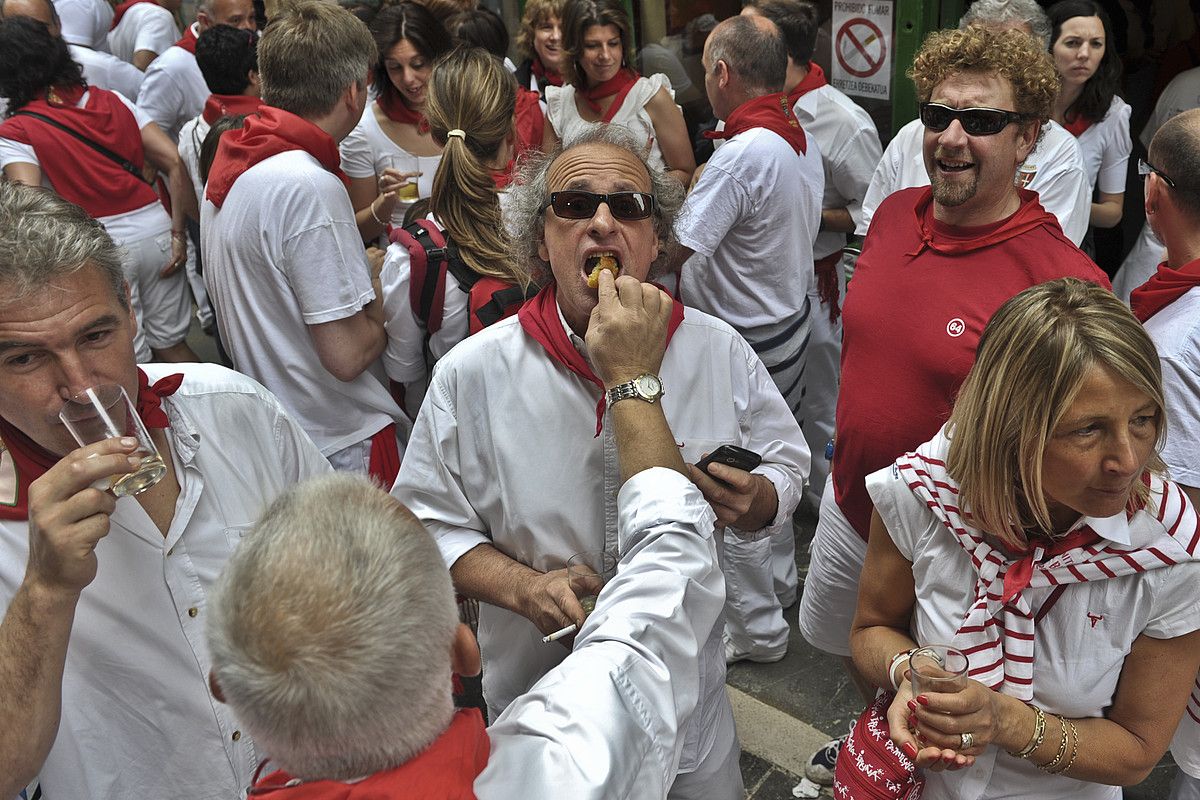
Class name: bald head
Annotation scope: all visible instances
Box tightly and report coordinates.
[703,12,787,115]
[0,0,60,34]
[1149,108,1200,221]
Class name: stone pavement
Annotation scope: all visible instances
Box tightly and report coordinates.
[726,506,1180,799]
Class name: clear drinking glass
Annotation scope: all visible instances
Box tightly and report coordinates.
[58,384,166,496]
[388,153,420,202]
[567,550,618,616]
[909,645,969,695]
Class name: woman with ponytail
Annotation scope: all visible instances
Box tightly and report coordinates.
[379,46,535,416]
[341,1,452,242]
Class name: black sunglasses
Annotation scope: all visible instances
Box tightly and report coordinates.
[540,190,655,221]
[919,102,1034,136]
[1138,158,1176,189]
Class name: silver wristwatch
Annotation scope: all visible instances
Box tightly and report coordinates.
[606,373,664,406]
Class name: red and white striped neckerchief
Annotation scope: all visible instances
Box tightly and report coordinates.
[894,429,1200,702]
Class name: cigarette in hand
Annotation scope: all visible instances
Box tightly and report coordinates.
[541,623,578,643]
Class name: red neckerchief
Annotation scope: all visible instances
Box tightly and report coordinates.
[376,92,430,134]
[205,106,349,208]
[1000,526,1101,604]
[1130,257,1200,322]
[1062,112,1093,137]
[786,61,827,106]
[514,86,545,158]
[583,67,639,121]
[530,56,563,87]
[110,0,155,29]
[248,708,489,798]
[0,85,158,217]
[704,92,807,155]
[0,369,182,521]
[174,23,198,54]
[202,93,265,125]
[491,169,511,189]
[517,282,684,437]
[813,252,842,324]
[907,188,1058,257]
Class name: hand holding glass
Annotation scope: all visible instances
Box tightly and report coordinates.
[59,385,166,496]
[567,550,618,616]
[908,645,969,696]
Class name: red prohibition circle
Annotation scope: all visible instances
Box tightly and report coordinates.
[836,17,886,78]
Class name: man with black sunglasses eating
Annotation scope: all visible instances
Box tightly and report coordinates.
[393,123,810,799]
[798,22,1108,781]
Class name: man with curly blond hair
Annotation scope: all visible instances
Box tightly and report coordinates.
[797,23,1109,786]
[858,0,1091,244]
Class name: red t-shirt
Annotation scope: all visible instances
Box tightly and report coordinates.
[832,187,1109,540]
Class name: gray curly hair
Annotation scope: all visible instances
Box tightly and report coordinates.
[507,124,685,285]
[959,0,1052,49]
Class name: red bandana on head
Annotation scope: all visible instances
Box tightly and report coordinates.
[202,94,265,126]
[583,67,639,121]
[517,282,684,437]
[377,92,430,134]
[205,106,349,207]
[786,62,827,106]
[1130,257,1200,322]
[0,370,182,521]
[531,56,563,87]
[704,92,807,155]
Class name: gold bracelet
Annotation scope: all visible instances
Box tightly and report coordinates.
[369,200,386,226]
[1009,705,1046,758]
[1057,719,1079,775]
[1038,714,1069,773]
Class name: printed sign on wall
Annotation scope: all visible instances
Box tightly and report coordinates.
[831,0,893,100]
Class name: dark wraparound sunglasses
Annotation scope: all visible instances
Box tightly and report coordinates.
[919,102,1034,136]
[540,190,656,221]
[1138,158,1176,189]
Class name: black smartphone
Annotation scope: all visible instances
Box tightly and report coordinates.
[695,445,762,474]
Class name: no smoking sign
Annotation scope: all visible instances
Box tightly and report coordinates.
[836,17,886,78]
[831,0,893,99]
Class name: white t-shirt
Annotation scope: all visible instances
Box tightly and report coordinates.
[1143,66,1200,150]
[858,118,1090,246]
[0,363,332,800]
[1144,287,1200,489]
[339,103,442,226]
[1074,95,1132,196]
[137,36,208,142]
[678,125,822,343]
[69,43,144,101]
[177,112,210,210]
[55,0,113,50]
[394,307,809,771]
[792,83,882,260]
[866,436,1200,800]
[0,90,169,244]
[201,149,403,455]
[107,2,179,65]
[545,73,670,172]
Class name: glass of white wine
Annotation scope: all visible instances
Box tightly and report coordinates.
[567,550,618,618]
[59,384,166,496]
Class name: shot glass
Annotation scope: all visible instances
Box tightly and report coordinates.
[59,384,166,496]
[567,549,618,617]
[908,645,969,696]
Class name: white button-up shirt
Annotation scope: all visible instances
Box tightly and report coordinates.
[0,364,332,799]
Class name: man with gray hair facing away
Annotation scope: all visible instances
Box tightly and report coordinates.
[208,270,727,799]
[857,0,1090,245]
[137,0,257,142]
[0,180,332,799]
[674,12,823,665]
[394,123,810,800]
[203,0,407,484]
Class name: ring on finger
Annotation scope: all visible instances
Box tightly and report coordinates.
[960,731,975,750]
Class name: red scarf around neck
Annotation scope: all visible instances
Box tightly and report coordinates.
[0,84,157,218]
[786,62,827,106]
[175,23,199,54]
[582,67,639,121]
[110,0,155,29]
[514,86,545,159]
[205,106,348,207]
[0,370,182,521]
[1062,111,1093,137]
[517,281,684,437]
[377,92,429,134]
[704,92,807,155]
[202,94,265,126]
[1130,257,1200,322]
[530,56,563,87]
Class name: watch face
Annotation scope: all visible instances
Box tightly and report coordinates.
[634,374,662,398]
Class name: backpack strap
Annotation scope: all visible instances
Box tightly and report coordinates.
[391,219,452,335]
[468,278,540,335]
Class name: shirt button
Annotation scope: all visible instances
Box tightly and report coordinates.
[188,607,199,618]
[232,730,242,741]
[166,547,174,557]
